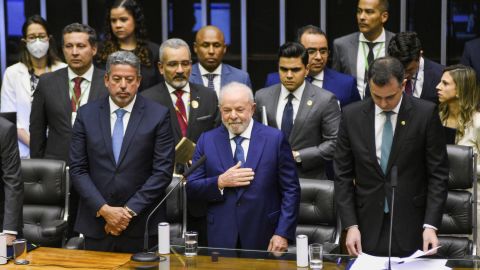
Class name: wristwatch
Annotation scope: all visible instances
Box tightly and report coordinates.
[124,206,137,217]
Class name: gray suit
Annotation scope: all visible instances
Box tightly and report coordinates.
[332,30,395,79]
[255,82,341,179]
[0,117,23,233]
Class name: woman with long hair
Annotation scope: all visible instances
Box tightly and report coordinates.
[437,64,480,171]
[97,0,161,91]
[1,15,66,158]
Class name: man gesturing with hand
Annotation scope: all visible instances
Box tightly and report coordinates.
[187,82,300,251]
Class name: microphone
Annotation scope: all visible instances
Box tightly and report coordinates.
[131,155,207,262]
[387,166,398,270]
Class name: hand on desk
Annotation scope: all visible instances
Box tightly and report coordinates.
[346,226,362,256]
[423,228,439,254]
[99,204,132,233]
[267,235,288,253]
[218,162,255,189]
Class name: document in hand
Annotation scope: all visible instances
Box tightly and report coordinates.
[350,247,450,270]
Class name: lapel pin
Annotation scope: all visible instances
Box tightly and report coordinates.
[192,100,199,109]
[307,100,313,106]
[401,120,406,126]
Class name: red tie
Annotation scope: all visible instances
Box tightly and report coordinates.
[405,79,413,96]
[174,90,188,137]
[71,77,83,112]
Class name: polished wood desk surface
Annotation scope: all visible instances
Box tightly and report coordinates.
[2,247,479,270]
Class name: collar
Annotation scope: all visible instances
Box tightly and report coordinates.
[280,81,306,101]
[374,94,403,116]
[228,118,254,140]
[359,28,386,43]
[165,82,191,94]
[198,63,222,76]
[109,94,137,114]
[68,64,94,82]
[312,70,325,81]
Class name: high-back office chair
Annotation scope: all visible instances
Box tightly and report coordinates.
[438,144,477,258]
[295,178,340,252]
[22,159,69,247]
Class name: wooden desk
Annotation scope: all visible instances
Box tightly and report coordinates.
[2,247,478,270]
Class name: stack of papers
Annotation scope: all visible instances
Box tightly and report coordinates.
[350,247,450,270]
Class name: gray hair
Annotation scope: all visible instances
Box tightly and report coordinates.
[159,38,191,62]
[62,23,97,47]
[106,51,141,76]
[219,82,254,105]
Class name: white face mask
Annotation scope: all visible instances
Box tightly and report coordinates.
[26,39,49,59]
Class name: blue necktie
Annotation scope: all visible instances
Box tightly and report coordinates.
[380,111,393,213]
[281,94,294,139]
[112,108,126,164]
[233,136,245,165]
[205,73,216,91]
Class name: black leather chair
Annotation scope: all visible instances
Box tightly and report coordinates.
[438,145,477,258]
[295,178,340,253]
[22,159,68,247]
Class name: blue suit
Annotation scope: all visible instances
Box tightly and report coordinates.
[69,95,174,240]
[186,121,300,250]
[190,63,252,89]
[264,68,360,108]
[461,38,480,81]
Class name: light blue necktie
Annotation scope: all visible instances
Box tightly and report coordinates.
[233,136,245,165]
[380,111,393,213]
[112,108,126,164]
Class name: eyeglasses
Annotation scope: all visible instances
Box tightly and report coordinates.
[164,60,192,69]
[25,34,49,42]
[306,48,329,57]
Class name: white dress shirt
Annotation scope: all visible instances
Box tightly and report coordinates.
[109,95,137,135]
[275,81,306,129]
[68,65,94,126]
[198,63,222,97]
[165,82,191,120]
[311,70,324,88]
[228,118,254,162]
[357,29,387,99]
[411,57,425,98]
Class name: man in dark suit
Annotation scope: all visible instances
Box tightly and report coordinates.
[265,25,360,108]
[388,32,443,104]
[461,37,480,81]
[256,42,340,180]
[30,23,107,238]
[186,82,300,251]
[142,38,219,245]
[69,51,174,252]
[334,57,448,257]
[332,0,394,99]
[190,25,252,96]
[0,115,23,245]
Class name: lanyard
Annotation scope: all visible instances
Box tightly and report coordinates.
[69,78,90,111]
[361,41,384,72]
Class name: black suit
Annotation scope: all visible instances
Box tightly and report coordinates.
[334,95,448,255]
[30,66,107,238]
[30,67,108,161]
[419,58,444,104]
[0,117,23,234]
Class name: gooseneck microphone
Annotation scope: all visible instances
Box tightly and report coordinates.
[131,155,207,262]
[387,166,398,270]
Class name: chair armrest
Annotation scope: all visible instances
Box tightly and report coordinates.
[40,220,68,237]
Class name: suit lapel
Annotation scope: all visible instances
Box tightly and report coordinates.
[350,35,359,77]
[58,69,73,124]
[267,85,281,128]
[290,83,315,143]
[88,68,105,101]
[237,121,265,201]
[187,84,200,133]
[387,95,412,172]
[214,126,235,171]
[159,83,182,142]
[220,64,231,87]
[362,100,384,176]
[117,95,145,166]
[99,97,116,165]
[190,64,203,85]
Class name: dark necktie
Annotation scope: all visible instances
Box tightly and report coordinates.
[281,94,294,139]
[174,90,188,137]
[71,77,83,112]
[363,42,378,99]
[380,111,393,213]
[112,108,126,164]
[405,79,413,96]
[205,73,216,91]
[306,76,313,83]
[233,136,245,165]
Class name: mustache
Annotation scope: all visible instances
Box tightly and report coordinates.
[173,75,187,80]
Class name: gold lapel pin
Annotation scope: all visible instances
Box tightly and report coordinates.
[307,100,313,106]
[192,100,199,109]
[401,120,406,126]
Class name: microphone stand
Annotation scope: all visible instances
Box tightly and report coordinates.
[131,156,206,262]
[387,166,398,270]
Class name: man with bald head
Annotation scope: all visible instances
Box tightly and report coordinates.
[187,82,300,251]
[190,25,252,96]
